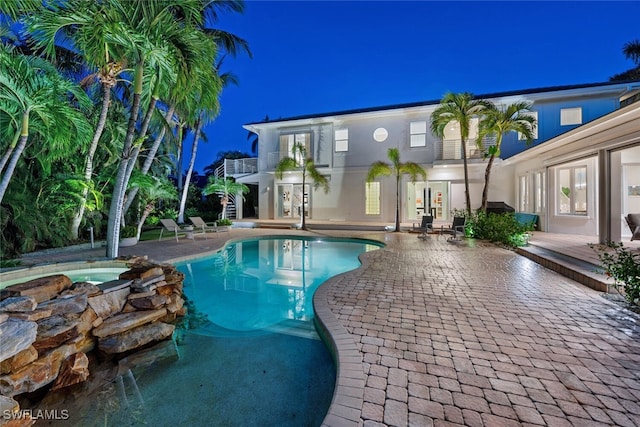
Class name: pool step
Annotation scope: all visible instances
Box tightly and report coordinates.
[265,319,320,340]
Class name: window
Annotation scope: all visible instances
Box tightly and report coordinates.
[518,111,538,140]
[279,132,311,163]
[557,166,587,215]
[410,121,427,147]
[519,175,530,212]
[534,171,545,213]
[335,129,348,152]
[560,107,582,126]
[365,182,380,215]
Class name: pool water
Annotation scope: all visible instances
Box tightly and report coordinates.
[180,237,381,335]
[38,237,381,426]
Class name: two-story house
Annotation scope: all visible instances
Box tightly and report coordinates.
[241,80,640,240]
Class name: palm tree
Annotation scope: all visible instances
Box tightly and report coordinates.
[431,92,491,216]
[128,174,178,239]
[203,177,249,220]
[367,148,426,232]
[0,46,92,204]
[611,39,640,81]
[476,101,537,212]
[275,142,329,230]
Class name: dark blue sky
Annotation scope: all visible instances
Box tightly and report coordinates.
[193,0,640,172]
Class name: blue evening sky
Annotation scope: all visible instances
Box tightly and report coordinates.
[194,0,640,172]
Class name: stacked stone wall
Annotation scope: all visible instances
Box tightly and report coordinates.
[0,260,185,426]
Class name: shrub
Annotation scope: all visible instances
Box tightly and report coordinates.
[590,241,640,305]
[464,211,532,248]
[216,218,233,227]
[121,225,138,238]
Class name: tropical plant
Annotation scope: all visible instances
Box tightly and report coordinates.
[0,45,92,204]
[203,176,249,220]
[464,211,532,248]
[275,142,329,230]
[431,92,491,216]
[476,101,537,212]
[367,147,426,232]
[590,241,640,305]
[128,174,178,239]
[610,39,640,81]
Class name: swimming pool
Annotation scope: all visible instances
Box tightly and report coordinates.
[39,236,381,426]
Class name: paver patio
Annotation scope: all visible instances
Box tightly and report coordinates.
[317,232,640,427]
[11,229,640,426]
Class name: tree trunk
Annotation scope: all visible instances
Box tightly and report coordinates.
[105,63,144,258]
[178,116,202,224]
[0,112,29,204]
[0,130,20,175]
[136,202,155,240]
[176,127,184,193]
[395,171,401,232]
[70,83,112,239]
[461,137,472,216]
[122,104,176,216]
[481,154,496,213]
[300,168,306,230]
[0,134,28,205]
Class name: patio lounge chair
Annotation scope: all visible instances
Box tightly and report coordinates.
[189,216,218,238]
[444,216,466,241]
[625,214,640,241]
[413,215,434,239]
[159,219,198,242]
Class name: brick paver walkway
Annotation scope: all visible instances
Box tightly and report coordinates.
[10,229,640,426]
[317,233,640,427]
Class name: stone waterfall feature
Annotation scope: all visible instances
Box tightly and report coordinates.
[0,259,186,425]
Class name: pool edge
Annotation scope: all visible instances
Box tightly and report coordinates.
[313,248,381,427]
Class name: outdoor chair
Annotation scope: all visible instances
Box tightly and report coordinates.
[159,219,197,242]
[189,216,217,238]
[444,216,466,241]
[412,215,434,239]
[625,214,640,241]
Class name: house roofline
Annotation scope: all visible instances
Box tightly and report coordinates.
[244,80,640,127]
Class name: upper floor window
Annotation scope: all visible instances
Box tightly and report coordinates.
[410,121,427,147]
[519,111,538,140]
[280,132,311,162]
[558,166,587,215]
[335,129,348,152]
[560,107,582,126]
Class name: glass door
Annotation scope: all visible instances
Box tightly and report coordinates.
[277,184,310,218]
[427,181,449,221]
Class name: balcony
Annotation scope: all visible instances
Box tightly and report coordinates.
[435,137,496,161]
[215,158,258,178]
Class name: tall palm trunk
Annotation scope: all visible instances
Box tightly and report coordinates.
[0,130,20,174]
[70,83,112,239]
[178,116,202,223]
[0,112,29,204]
[395,170,401,232]
[122,104,176,216]
[481,154,496,212]
[105,63,144,258]
[461,137,472,216]
[300,165,307,229]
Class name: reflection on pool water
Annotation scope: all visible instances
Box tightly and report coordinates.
[179,237,381,335]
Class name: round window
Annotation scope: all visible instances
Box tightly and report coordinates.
[373,127,388,142]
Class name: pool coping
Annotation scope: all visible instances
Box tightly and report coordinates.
[313,247,380,427]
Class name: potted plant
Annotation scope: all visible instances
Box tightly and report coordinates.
[119,225,139,247]
[216,218,233,231]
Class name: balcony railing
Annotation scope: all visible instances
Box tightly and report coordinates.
[435,137,497,161]
[215,157,258,178]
